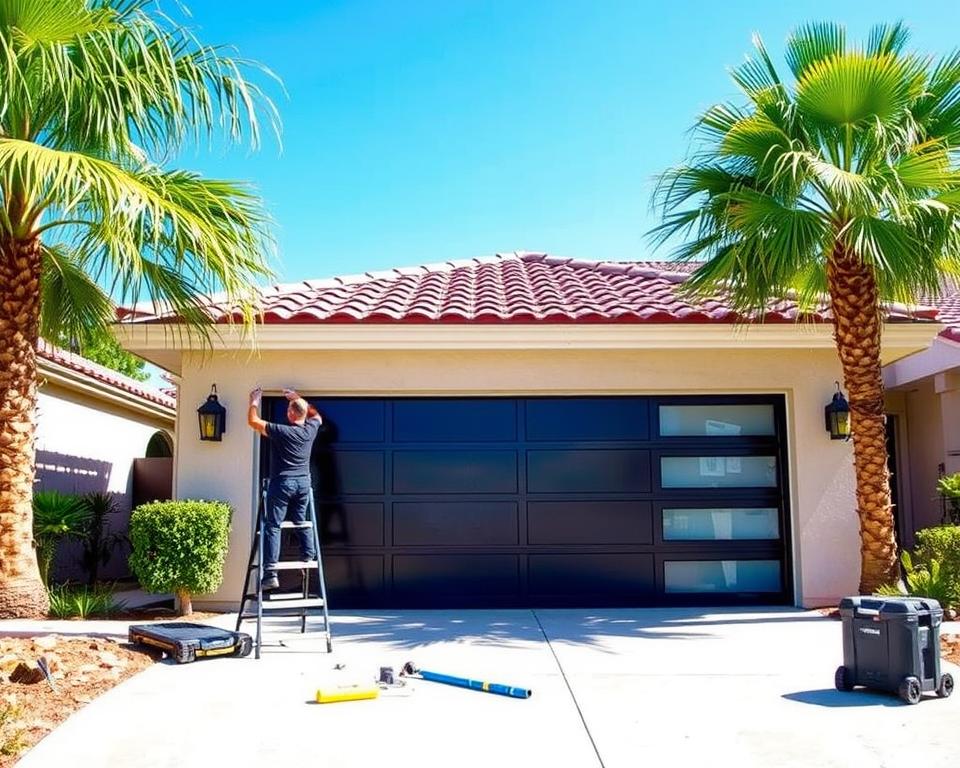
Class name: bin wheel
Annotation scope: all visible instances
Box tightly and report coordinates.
[937,673,954,699]
[834,666,854,692]
[898,676,922,705]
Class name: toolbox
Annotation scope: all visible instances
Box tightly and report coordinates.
[129,622,253,664]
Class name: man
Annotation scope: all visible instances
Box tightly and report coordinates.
[247,387,324,590]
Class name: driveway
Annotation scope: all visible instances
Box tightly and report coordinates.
[17,608,959,767]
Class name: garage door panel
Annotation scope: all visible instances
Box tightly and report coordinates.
[393,501,519,545]
[315,450,385,495]
[393,399,517,442]
[528,501,652,545]
[393,450,518,494]
[527,449,651,493]
[393,555,520,600]
[324,555,385,605]
[525,398,649,441]
[318,502,384,546]
[312,400,385,443]
[528,554,655,597]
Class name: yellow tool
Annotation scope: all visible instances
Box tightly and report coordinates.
[314,681,379,704]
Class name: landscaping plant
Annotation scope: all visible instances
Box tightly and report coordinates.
[46,583,126,620]
[31,490,90,587]
[0,0,278,618]
[652,22,960,592]
[913,525,960,607]
[78,493,126,586]
[936,473,960,525]
[128,500,232,616]
[876,550,958,608]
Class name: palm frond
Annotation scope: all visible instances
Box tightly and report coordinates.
[784,22,846,81]
[40,242,114,346]
[867,21,910,58]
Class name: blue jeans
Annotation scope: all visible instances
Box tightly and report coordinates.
[264,476,317,575]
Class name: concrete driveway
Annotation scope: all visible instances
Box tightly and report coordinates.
[17,608,959,767]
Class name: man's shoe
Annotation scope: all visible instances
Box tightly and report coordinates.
[261,575,280,590]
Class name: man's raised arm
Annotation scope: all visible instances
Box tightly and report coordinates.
[248,387,268,436]
[284,389,323,424]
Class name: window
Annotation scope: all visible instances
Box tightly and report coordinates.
[664,560,781,593]
[662,507,779,540]
[660,456,777,488]
[658,404,775,437]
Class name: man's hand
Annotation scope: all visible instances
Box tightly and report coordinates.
[283,388,299,401]
[250,387,263,408]
[248,388,267,436]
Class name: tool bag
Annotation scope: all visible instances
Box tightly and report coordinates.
[129,622,253,664]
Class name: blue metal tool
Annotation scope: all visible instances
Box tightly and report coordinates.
[401,661,532,699]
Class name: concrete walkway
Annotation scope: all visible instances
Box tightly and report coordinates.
[12,608,960,768]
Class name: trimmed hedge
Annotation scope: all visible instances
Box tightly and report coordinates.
[914,525,960,609]
[129,500,231,613]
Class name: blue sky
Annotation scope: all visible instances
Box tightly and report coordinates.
[177,0,959,283]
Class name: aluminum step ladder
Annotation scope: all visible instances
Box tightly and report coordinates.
[236,481,332,658]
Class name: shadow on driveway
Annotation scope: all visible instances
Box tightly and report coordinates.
[783,689,904,707]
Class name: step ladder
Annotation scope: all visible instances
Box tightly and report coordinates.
[236,481,332,658]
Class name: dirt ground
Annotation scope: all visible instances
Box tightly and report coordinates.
[0,636,160,766]
[942,634,960,666]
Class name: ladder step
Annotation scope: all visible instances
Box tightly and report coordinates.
[280,521,313,529]
[248,560,319,571]
[249,597,326,612]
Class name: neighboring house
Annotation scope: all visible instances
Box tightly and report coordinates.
[35,340,177,581]
[116,252,940,610]
[883,280,960,547]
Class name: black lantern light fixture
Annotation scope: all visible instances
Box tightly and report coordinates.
[197,384,226,442]
[824,381,851,441]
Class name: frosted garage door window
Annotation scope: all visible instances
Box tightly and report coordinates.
[659,405,775,437]
[664,560,781,593]
[660,456,777,488]
[662,507,779,540]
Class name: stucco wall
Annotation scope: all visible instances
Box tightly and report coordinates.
[35,383,173,580]
[900,380,947,532]
[174,347,860,610]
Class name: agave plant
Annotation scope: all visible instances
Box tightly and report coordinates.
[32,490,90,586]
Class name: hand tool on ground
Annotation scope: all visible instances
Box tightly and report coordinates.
[401,661,532,698]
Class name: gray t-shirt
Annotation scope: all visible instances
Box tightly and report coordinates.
[265,419,321,478]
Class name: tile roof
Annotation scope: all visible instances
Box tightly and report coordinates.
[121,252,939,326]
[37,340,175,410]
[925,278,960,344]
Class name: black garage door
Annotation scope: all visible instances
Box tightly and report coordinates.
[264,396,792,608]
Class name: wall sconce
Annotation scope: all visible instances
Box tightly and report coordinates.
[824,381,851,441]
[197,384,226,442]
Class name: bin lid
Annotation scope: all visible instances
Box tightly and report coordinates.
[839,595,943,619]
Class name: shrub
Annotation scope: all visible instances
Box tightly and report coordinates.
[0,703,26,758]
[32,491,90,586]
[878,549,958,610]
[937,473,960,525]
[128,500,231,615]
[47,583,126,619]
[77,492,126,585]
[913,525,960,607]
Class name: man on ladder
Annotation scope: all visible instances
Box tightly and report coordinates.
[247,387,323,590]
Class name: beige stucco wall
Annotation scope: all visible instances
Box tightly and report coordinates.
[35,383,175,580]
[35,384,172,498]
[902,380,947,533]
[174,347,861,610]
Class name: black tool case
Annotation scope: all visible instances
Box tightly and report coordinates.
[129,622,253,664]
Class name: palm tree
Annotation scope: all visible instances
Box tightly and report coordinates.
[0,0,278,617]
[652,22,960,593]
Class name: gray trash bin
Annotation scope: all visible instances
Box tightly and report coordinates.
[835,596,954,704]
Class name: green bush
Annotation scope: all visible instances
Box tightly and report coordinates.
[128,500,231,615]
[913,525,960,607]
[937,473,960,524]
[47,583,126,619]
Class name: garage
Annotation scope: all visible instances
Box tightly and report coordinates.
[265,394,792,608]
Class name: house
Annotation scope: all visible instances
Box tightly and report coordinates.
[35,340,176,580]
[883,280,960,547]
[115,252,941,610]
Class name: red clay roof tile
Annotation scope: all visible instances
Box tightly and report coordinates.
[121,252,941,328]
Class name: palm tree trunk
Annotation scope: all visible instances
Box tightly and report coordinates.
[0,234,49,618]
[828,248,898,594]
